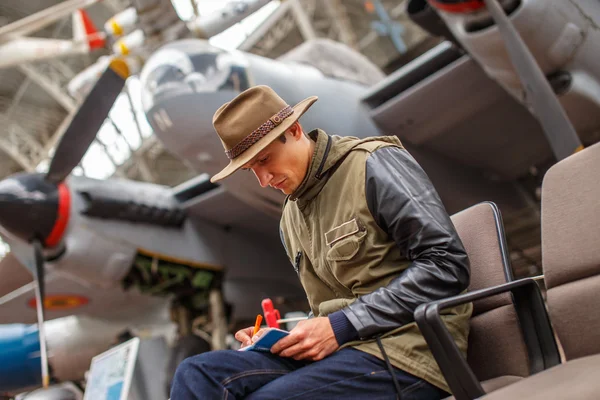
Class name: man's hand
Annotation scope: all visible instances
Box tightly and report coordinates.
[270,317,339,361]
[234,326,269,348]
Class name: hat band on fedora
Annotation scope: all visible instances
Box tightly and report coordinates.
[225,105,294,160]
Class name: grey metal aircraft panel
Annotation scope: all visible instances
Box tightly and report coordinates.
[0,270,169,324]
[180,186,281,238]
[367,52,553,180]
[0,252,32,298]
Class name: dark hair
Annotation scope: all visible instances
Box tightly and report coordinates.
[278,134,287,143]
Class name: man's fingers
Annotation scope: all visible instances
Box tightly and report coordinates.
[277,336,316,358]
[234,326,253,345]
[251,328,269,343]
[292,350,318,361]
[277,342,309,359]
[271,331,302,354]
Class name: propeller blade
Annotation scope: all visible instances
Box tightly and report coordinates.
[45,59,130,184]
[482,0,583,160]
[32,239,50,388]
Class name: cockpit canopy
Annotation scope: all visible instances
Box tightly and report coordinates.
[139,39,251,112]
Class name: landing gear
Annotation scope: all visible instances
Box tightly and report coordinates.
[166,288,231,396]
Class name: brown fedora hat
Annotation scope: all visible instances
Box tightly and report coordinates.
[210,85,318,183]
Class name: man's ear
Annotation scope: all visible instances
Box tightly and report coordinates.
[289,122,302,140]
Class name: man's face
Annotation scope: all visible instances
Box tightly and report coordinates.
[241,123,310,195]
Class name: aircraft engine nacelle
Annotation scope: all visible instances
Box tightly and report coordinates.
[54,176,224,288]
[424,0,600,139]
[0,316,130,393]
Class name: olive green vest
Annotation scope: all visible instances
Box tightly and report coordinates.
[280,130,472,393]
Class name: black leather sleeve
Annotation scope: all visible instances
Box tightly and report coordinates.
[342,147,470,339]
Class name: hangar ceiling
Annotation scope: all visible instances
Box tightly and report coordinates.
[0,0,434,186]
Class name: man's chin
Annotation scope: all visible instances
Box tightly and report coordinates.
[281,184,297,195]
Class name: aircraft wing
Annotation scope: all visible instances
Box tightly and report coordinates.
[361,41,554,181]
[172,174,282,238]
[0,269,169,325]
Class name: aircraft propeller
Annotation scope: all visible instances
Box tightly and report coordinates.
[422,0,584,160]
[46,59,130,184]
[0,58,129,388]
[480,0,583,160]
[32,239,50,387]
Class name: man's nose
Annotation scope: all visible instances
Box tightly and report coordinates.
[253,169,272,188]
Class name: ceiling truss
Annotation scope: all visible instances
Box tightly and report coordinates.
[0,0,431,185]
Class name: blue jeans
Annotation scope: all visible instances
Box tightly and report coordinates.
[170,347,447,399]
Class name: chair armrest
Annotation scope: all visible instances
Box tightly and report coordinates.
[415,278,560,400]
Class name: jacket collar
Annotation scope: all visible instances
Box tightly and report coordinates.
[289,129,332,208]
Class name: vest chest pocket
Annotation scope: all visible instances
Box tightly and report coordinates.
[325,218,367,261]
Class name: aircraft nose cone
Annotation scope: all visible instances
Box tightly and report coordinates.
[0,173,59,244]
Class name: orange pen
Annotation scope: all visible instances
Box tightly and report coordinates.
[252,314,263,336]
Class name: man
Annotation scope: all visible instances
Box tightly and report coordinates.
[170,85,472,399]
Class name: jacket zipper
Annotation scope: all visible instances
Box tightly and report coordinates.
[294,250,302,274]
[315,135,332,179]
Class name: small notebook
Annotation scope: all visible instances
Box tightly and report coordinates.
[239,329,289,352]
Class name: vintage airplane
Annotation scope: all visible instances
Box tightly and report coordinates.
[139,0,600,238]
[0,0,106,69]
[66,0,274,99]
[0,0,272,83]
[1,0,599,397]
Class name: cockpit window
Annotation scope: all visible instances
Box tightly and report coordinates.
[140,40,251,111]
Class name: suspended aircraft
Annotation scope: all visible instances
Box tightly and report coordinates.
[1,0,599,397]
[0,0,272,79]
[67,0,274,99]
[0,0,107,69]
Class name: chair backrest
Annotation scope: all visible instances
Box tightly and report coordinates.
[541,142,600,360]
[450,202,530,382]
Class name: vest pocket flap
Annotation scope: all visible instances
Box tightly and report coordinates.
[326,228,367,261]
[325,219,360,246]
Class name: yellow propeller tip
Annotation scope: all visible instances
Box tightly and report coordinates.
[109,58,130,79]
[109,18,123,37]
